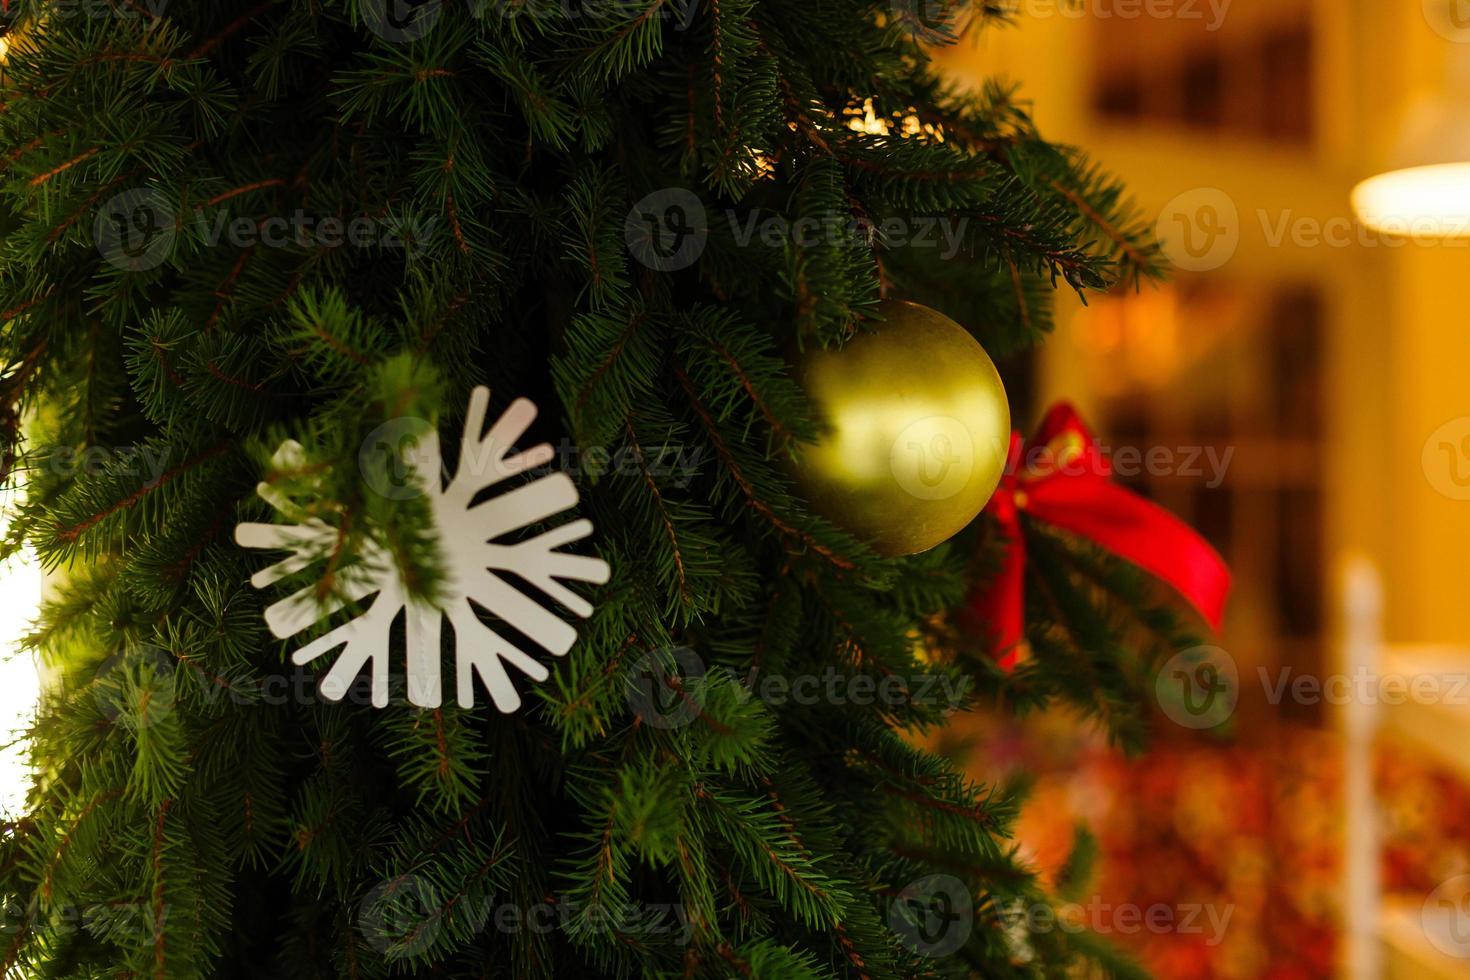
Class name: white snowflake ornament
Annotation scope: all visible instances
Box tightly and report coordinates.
[234,388,610,712]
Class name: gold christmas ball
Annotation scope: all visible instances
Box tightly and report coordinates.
[790,301,1010,557]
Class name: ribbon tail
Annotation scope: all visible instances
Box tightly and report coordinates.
[966,510,1028,671]
[1027,476,1231,630]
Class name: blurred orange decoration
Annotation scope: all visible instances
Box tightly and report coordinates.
[943,715,1343,979]
[1377,742,1470,900]
[944,710,1470,979]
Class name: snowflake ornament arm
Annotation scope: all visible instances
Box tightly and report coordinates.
[235,388,610,712]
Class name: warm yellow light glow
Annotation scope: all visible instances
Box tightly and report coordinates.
[843,98,945,142]
[0,487,41,818]
[1351,163,1470,239]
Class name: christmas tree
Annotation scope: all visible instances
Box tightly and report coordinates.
[0,2,1206,977]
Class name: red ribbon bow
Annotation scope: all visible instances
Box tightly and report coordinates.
[968,403,1231,670]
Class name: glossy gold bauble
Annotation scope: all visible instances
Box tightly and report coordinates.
[790,301,1010,557]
